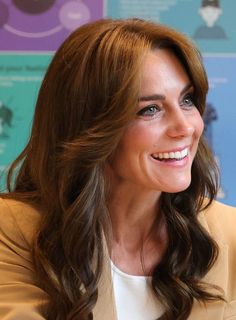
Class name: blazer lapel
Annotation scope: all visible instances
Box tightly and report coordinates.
[93,238,117,320]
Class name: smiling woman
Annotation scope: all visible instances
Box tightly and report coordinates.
[0,18,236,320]
[109,49,204,195]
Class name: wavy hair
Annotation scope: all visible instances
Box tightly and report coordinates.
[5,19,222,319]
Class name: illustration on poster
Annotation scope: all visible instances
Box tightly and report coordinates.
[0,101,13,139]
[0,0,95,51]
[203,102,217,147]
[12,0,56,14]
[203,102,225,199]
[194,0,227,39]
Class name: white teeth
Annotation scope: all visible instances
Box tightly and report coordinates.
[175,151,181,158]
[152,148,188,160]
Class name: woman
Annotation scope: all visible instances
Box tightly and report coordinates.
[0,18,235,320]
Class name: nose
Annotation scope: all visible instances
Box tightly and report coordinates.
[166,109,194,138]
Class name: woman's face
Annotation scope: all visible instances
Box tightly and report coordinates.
[108,49,204,194]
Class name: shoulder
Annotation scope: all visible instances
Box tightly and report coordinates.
[200,199,236,247]
[0,197,41,248]
[200,201,236,303]
[0,198,48,318]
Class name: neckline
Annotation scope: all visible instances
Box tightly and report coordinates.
[110,260,151,280]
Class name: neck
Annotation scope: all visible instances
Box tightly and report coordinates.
[107,180,167,275]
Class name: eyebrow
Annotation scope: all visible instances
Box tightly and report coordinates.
[138,83,193,102]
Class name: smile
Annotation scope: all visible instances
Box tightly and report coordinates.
[152,147,188,161]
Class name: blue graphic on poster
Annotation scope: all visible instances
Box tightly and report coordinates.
[106,0,236,53]
[193,0,227,40]
[203,55,236,206]
[203,102,218,147]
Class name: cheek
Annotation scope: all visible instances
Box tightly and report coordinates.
[197,116,204,137]
[118,122,156,152]
[193,112,204,139]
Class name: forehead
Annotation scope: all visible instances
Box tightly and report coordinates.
[141,48,187,73]
[140,49,190,92]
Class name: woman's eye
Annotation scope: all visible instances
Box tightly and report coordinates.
[137,105,160,117]
[181,94,195,107]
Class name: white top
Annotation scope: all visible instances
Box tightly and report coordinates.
[111,261,164,320]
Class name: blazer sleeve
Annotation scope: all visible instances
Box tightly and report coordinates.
[0,198,48,319]
[203,201,236,319]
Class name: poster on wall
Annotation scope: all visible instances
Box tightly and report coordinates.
[106,0,236,54]
[0,54,51,189]
[0,0,104,51]
[204,55,236,206]
[0,0,104,190]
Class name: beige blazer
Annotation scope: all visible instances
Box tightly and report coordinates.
[0,198,236,320]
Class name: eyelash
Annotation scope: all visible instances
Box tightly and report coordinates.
[137,93,196,118]
[136,104,161,117]
[180,93,195,108]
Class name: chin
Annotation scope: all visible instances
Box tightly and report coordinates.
[162,179,191,194]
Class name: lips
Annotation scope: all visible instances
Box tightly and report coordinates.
[152,147,188,161]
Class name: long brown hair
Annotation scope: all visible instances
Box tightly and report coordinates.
[4,19,222,319]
